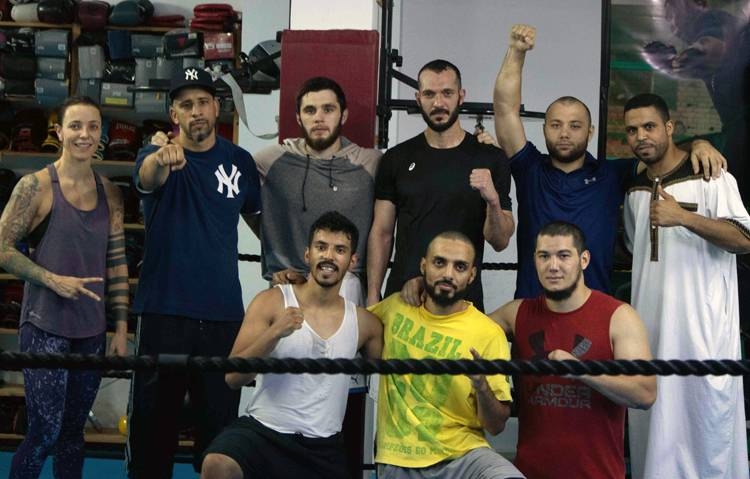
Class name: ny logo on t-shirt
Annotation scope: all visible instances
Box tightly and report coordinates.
[215,164,242,198]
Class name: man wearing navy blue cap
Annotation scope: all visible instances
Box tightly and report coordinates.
[168,66,216,100]
[126,67,262,478]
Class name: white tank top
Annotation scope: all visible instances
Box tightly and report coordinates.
[245,284,359,438]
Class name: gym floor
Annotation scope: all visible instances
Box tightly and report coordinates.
[0,452,199,478]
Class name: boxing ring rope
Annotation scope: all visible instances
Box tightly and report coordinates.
[1,352,749,377]
[6,256,735,376]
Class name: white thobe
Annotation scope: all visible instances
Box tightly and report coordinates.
[625,167,750,479]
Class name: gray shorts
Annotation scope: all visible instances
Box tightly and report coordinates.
[377,447,525,479]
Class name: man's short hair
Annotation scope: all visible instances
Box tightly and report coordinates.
[308,211,359,254]
[295,77,347,113]
[536,221,587,254]
[417,59,462,88]
[546,96,592,126]
[425,231,476,263]
[624,93,671,122]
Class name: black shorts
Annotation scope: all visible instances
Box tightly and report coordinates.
[204,415,348,479]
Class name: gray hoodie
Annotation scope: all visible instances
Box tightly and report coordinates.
[254,137,381,279]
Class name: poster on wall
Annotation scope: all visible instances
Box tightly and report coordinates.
[607,0,750,202]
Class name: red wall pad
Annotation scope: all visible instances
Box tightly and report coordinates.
[278,29,379,148]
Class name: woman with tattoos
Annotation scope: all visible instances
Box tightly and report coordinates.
[0,96,129,478]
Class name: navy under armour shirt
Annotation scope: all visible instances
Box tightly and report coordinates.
[511,142,636,299]
[132,136,261,321]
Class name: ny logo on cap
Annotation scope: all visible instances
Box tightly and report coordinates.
[185,68,199,81]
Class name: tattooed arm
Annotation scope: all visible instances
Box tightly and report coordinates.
[0,171,105,301]
[0,173,46,283]
[102,179,129,356]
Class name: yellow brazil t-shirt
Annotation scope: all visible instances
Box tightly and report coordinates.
[369,293,512,468]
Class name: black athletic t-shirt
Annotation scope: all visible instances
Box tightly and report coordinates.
[375,132,512,311]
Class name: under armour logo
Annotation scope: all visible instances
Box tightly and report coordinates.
[584,176,597,185]
[215,164,241,198]
[185,68,199,81]
[528,330,547,360]
[571,335,592,357]
[408,162,415,171]
[527,330,593,359]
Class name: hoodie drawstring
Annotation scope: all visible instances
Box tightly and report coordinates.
[301,155,337,212]
[301,154,311,212]
[328,160,336,191]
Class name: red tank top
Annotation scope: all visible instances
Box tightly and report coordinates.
[513,290,625,479]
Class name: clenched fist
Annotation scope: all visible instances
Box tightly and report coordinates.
[273,307,305,338]
[510,24,536,52]
[469,168,499,205]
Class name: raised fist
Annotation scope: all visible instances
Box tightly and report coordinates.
[510,24,536,52]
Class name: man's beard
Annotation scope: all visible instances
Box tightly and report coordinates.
[545,138,588,164]
[303,122,342,152]
[185,118,215,143]
[423,276,469,307]
[420,106,460,133]
[311,260,341,289]
[542,268,582,301]
[632,140,668,165]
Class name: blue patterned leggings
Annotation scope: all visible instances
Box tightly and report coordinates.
[10,323,104,479]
